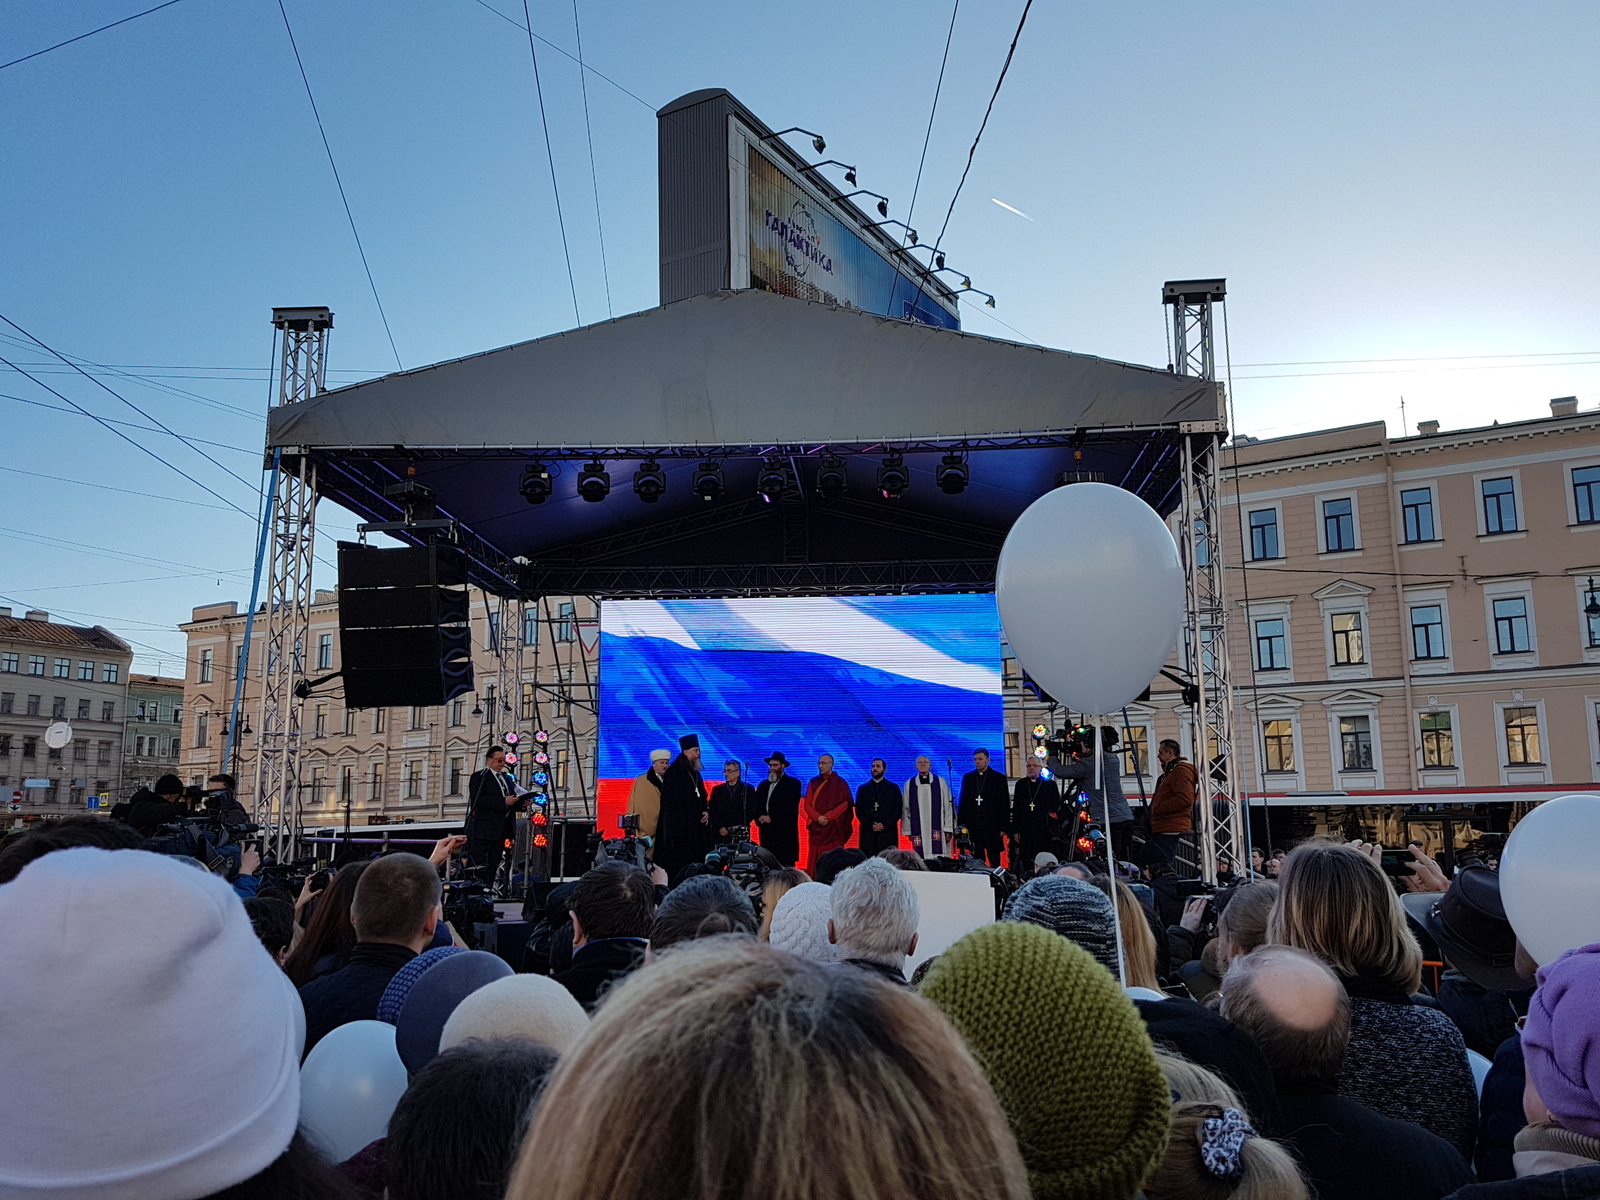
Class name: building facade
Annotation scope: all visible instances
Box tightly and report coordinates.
[180,593,598,826]
[0,608,133,812]
[121,674,185,795]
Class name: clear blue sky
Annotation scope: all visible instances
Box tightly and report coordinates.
[4,0,1598,673]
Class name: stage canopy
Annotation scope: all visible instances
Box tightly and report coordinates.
[268,289,1222,597]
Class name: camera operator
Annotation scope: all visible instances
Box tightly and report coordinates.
[123,773,189,838]
[1053,727,1133,864]
[202,773,249,826]
[854,758,902,857]
[709,759,755,843]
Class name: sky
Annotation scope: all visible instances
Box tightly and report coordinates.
[4,0,1599,674]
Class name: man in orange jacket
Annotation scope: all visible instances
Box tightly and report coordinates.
[1146,738,1196,867]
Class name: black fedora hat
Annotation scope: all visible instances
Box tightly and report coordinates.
[1401,866,1526,992]
[763,751,790,767]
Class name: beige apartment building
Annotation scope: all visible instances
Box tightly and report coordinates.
[180,592,598,825]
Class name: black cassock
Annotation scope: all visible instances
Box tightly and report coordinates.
[709,780,754,843]
[655,753,709,882]
[854,777,903,856]
[750,773,802,867]
[1010,776,1062,868]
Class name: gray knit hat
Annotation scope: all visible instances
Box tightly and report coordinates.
[1001,875,1119,975]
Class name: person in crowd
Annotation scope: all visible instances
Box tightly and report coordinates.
[378,945,465,1023]
[465,745,526,888]
[507,938,1029,1200]
[0,813,145,882]
[1142,857,1187,928]
[283,860,370,987]
[394,951,515,1076]
[814,845,866,885]
[1146,740,1195,866]
[439,973,590,1057]
[854,757,903,857]
[750,750,802,868]
[123,772,190,837]
[879,846,927,870]
[1002,873,1122,975]
[757,866,810,940]
[386,1040,560,1200]
[650,874,758,953]
[1266,850,1287,878]
[920,920,1172,1200]
[554,862,656,1010]
[1056,727,1134,864]
[203,772,250,825]
[1252,847,1266,874]
[1220,944,1474,1200]
[656,735,710,882]
[0,847,353,1200]
[708,758,755,843]
[244,895,297,966]
[1215,852,1239,886]
[902,753,955,858]
[1113,878,1164,991]
[803,753,853,874]
[1268,841,1478,1156]
[957,747,1010,868]
[767,879,841,962]
[1143,1050,1308,1200]
[625,748,671,844]
[300,852,443,1053]
[828,856,920,985]
[1219,881,1280,967]
[1010,756,1061,871]
[1177,880,1279,1002]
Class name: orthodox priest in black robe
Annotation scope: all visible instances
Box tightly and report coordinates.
[655,734,709,883]
[750,751,802,868]
[1010,757,1062,872]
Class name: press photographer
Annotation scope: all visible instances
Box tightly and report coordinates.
[1050,726,1135,864]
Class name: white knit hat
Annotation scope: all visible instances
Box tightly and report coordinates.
[0,848,301,1200]
[439,973,590,1055]
[650,748,672,763]
[768,881,842,962]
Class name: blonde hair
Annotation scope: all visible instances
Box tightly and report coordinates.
[1115,880,1162,991]
[1216,881,1278,963]
[757,867,809,941]
[1268,843,1422,993]
[507,939,1028,1200]
[1147,1051,1309,1200]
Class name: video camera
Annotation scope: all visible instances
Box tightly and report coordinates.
[702,836,779,913]
[441,878,497,947]
[144,813,260,882]
[590,812,651,873]
[1045,725,1098,760]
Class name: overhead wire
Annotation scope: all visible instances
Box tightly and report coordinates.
[0,465,238,512]
[570,0,612,317]
[0,527,252,577]
[521,0,581,326]
[1,392,254,452]
[905,0,961,233]
[0,0,186,72]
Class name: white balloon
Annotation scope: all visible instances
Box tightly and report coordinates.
[995,482,1185,714]
[298,1020,410,1164]
[1500,793,1600,966]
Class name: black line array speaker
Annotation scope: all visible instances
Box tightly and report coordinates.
[337,541,474,708]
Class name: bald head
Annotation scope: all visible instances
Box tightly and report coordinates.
[1220,944,1349,1083]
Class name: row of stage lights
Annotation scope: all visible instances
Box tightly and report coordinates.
[519,452,970,507]
[1031,723,1105,859]
[504,730,554,848]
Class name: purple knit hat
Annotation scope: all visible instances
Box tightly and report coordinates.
[1523,939,1600,1138]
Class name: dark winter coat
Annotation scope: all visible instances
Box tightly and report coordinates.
[1477,1033,1529,1182]
[554,937,647,1012]
[751,773,802,866]
[124,790,187,837]
[1009,776,1060,859]
[655,754,709,880]
[299,942,417,1055]
[708,780,754,841]
[957,767,1011,834]
[1135,996,1284,1139]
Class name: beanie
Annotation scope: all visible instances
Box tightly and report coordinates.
[153,773,184,796]
[439,974,591,1055]
[395,949,513,1074]
[1001,875,1120,976]
[0,848,301,1200]
[920,921,1169,1200]
[1524,939,1600,1139]
[377,945,465,1023]
[768,881,842,962]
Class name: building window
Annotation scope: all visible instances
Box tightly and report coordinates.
[556,746,570,790]
[27,656,45,676]
[1483,477,1518,533]
[1248,509,1280,560]
[557,601,577,643]
[1254,619,1288,671]
[101,700,114,722]
[1322,498,1356,552]
[98,741,112,764]
[77,660,94,681]
[449,698,465,727]
[1410,605,1447,659]
[402,760,422,799]
[1338,715,1373,770]
[313,704,328,738]
[0,652,15,672]
[51,697,66,719]
[1261,720,1295,773]
[74,739,89,762]
[373,708,386,734]
[195,713,209,749]
[407,706,424,730]
[553,668,570,719]
[523,608,539,646]
[26,695,41,716]
[309,766,326,806]
[521,682,537,722]
[199,649,213,683]
[1401,488,1436,542]
[0,692,10,714]
[172,703,181,725]
[1504,706,1542,764]
[448,757,464,795]
[136,736,148,757]
[1120,726,1150,777]
[488,612,501,652]
[1331,612,1365,664]
[368,761,384,801]
[1493,597,1532,654]
[317,633,333,670]
[340,764,355,806]
[342,707,355,736]
[77,699,89,720]
[1575,466,1600,524]
[102,663,119,684]
[22,737,36,759]
[0,734,10,755]
[1586,586,1600,649]
[53,658,70,678]
[47,745,61,760]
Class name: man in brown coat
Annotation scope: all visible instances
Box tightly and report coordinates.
[1145,738,1195,867]
[625,749,672,843]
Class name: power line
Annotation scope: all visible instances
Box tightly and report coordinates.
[275,0,403,371]
[0,0,186,72]
[522,0,581,326]
[905,0,961,233]
[571,0,612,318]
[0,392,254,452]
[467,0,656,111]
[0,465,237,511]
[0,527,252,577]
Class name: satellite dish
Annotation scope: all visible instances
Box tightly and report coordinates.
[44,722,73,749]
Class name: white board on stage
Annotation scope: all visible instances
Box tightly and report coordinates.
[904,871,996,973]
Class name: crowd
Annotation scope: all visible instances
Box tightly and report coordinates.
[2,792,1599,1200]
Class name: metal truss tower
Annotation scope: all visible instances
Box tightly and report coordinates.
[253,307,331,859]
[1164,280,1250,883]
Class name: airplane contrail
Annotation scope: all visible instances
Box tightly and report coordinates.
[990,197,1034,221]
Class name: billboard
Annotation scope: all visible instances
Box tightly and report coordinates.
[746,148,959,330]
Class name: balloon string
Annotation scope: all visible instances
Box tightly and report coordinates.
[1097,718,1128,987]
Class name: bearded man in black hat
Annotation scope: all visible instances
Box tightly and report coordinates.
[750,751,801,868]
[654,734,709,883]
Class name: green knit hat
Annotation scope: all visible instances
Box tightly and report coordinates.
[920,921,1170,1200]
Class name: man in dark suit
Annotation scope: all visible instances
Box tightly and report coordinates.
[957,748,1010,868]
[708,759,755,844]
[750,751,801,868]
[464,745,525,889]
[655,734,709,883]
[854,758,903,857]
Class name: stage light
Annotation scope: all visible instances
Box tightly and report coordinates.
[846,167,857,185]
[762,127,826,155]
[533,730,549,744]
[757,457,788,504]
[869,218,916,244]
[692,460,724,502]
[936,452,968,495]
[1033,745,1048,759]
[935,252,946,270]
[577,460,610,502]
[816,455,847,499]
[531,792,548,807]
[632,458,666,503]
[505,752,519,765]
[877,197,889,218]
[533,833,548,848]
[518,461,552,504]
[533,750,550,765]
[876,452,909,500]
[532,810,547,826]
[533,770,550,786]
[1040,767,1054,781]
[503,732,519,744]
[1032,724,1048,739]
